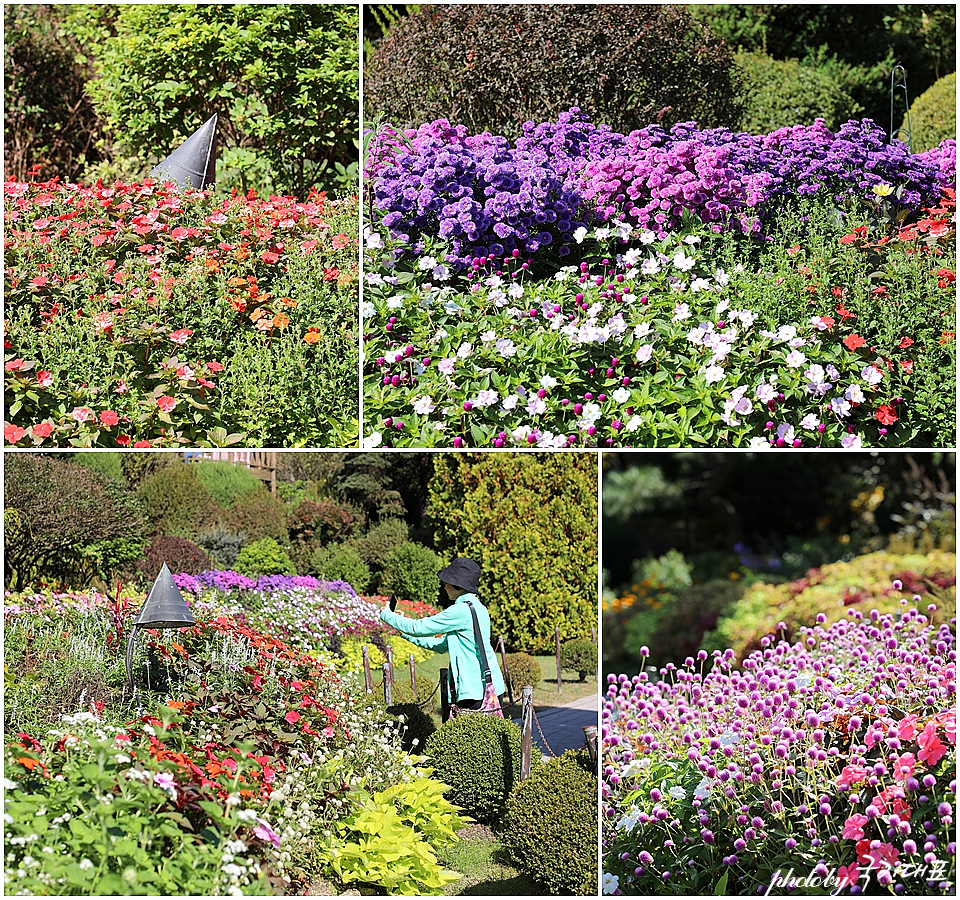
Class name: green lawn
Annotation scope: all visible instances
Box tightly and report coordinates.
[438,825,548,896]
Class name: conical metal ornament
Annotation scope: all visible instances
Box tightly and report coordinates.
[150,113,217,189]
[134,562,195,628]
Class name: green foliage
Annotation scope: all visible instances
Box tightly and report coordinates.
[502,749,598,895]
[135,535,211,582]
[735,50,862,132]
[706,549,957,661]
[365,4,741,136]
[5,453,149,589]
[3,3,106,182]
[329,777,465,895]
[503,652,543,694]
[191,461,264,509]
[386,702,436,753]
[84,3,359,198]
[70,451,125,485]
[559,638,597,683]
[426,454,598,652]
[224,489,288,545]
[312,544,372,594]
[381,541,440,606]
[903,72,957,153]
[136,464,222,540]
[234,537,295,577]
[195,527,247,568]
[347,517,410,590]
[424,714,524,824]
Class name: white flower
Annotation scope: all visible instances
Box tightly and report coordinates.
[755,382,776,403]
[777,324,797,341]
[362,431,382,448]
[438,358,456,375]
[861,365,883,385]
[694,778,711,800]
[418,256,437,271]
[603,873,620,894]
[508,283,524,299]
[432,264,450,281]
[668,785,687,800]
[539,375,558,390]
[640,258,661,276]
[702,365,725,384]
[845,384,865,403]
[79,859,95,871]
[490,289,508,307]
[412,396,435,415]
[634,345,654,364]
[474,390,499,408]
[715,297,730,315]
[800,414,821,430]
[842,433,863,448]
[639,230,657,244]
[715,268,730,286]
[625,414,643,432]
[785,350,807,368]
[573,226,588,244]
[364,272,383,285]
[612,387,631,404]
[830,397,852,417]
[385,348,404,363]
[683,234,701,245]
[616,807,641,832]
[672,250,695,271]
[526,396,546,415]
[364,230,383,249]
[456,342,473,359]
[480,330,496,342]
[361,301,375,318]
[777,423,796,443]
[501,394,520,411]
[690,277,712,292]
[731,309,756,328]
[749,436,771,448]
[624,248,644,266]
[673,303,691,321]
[633,321,652,339]
[496,338,517,357]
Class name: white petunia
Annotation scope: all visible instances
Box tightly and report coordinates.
[612,387,631,404]
[412,396,435,415]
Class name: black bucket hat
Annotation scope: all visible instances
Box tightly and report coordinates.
[438,557,481,594]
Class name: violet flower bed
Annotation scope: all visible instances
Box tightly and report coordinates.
[601,592,956,895]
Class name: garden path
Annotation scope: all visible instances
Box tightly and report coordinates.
[513,691,599,757]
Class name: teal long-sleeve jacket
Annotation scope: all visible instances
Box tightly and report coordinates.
[379,593,505,702]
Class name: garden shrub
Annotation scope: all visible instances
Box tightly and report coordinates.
[287,498,357,545]
[365,4,741,137]
[85,3,359,198]
[706,549,956,661]
[192,462,265,509]
[380,541,440,606]
[135,535,211,582]
[5,453,149,589]
[735,50,861,133]
[136,464,223,540]
[312,544,371,594]
[559,638,598,682]
[904,72,957,153]
[71,451,126,485]
[347,517,410,587]
[385,701,436,753]
[426,454,598,652]
[225,490,288,545]
[424,713,524,824]
[234,538,295,577]
[195,528,247,569]
[503,653,543,694]
[502,748,598,895]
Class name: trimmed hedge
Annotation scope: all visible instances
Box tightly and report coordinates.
[904,72,956,153]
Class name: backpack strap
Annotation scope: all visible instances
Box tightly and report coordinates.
[463,599,493,688]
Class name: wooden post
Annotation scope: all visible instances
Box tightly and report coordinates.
[408,654,418,700]
[362,645,373,692]
[583,725,598,768]
[555,625,563,693]
[439,667,450,722]
[498,635,513,705]
[385,646,394,684]
[521,685,534,780]
[382,663,393,706]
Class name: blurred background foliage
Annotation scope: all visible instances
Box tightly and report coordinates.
[602,452,956,676]
[4,3,359,198]
[363,4,954,142]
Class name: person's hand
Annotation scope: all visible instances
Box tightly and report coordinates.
[388,594,398,612]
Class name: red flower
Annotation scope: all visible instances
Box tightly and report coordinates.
[900,359,914,374]
[157,396,177,413]
[117,434,131,447]
[5,424,27,444]
[835,303,856,321]
[284,710,301,725]
[876,405,898,426]
[133,440,152,448]
[843,334,867,351]
[170,329,193,345]
[36,370,53,387]
[918,721,947,765]
[332,233,351,250]
[207,361,225,373]
[32,422,54,439]
[99,410,120,427]
[260,249,281,264]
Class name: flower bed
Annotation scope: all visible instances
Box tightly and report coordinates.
[601,591,956,895]
[363,112,955,448]
[4,582,460,895]
[4,179,359,447]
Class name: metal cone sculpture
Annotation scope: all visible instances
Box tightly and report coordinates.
[150,113,218,189]
[125,563,196,689]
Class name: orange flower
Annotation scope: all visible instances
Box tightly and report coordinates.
[166,700,186,710]
[304,329,322,344]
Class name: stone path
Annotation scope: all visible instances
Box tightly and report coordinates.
[511,690,599,757]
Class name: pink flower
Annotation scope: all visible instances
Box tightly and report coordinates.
[170,329,193,345]
[253,818,280,848]
[99,410,120,427]
[284,710,301,725]
[70,406,92,423]
[115,379,130,394]
[842,814,869,841]
[156,396,177,413]
[170,226,191,242]
[934,709,956,745]
[5,358,25,371]
[32,422,54,439]
[837,764,870,789]
[4,424,27,444]
[918,721,947,765]
[892,752,916,782]
[837,863,860,889]
[897,714,920,743]
[36,370,53,387]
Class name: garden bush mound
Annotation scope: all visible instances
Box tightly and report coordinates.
[424,713,524,824]
[502,748,598,895]
[559,637,598,682]
[365,4,741,137]
[385,700,436,753]
[380,541,440,606]
[234,537,296,577]
[707,548,957,661]
[135,535,211,582]
[904,72,957,153]
[504,652,543,694]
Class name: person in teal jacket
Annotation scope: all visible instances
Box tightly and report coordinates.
[379,557,505,708]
